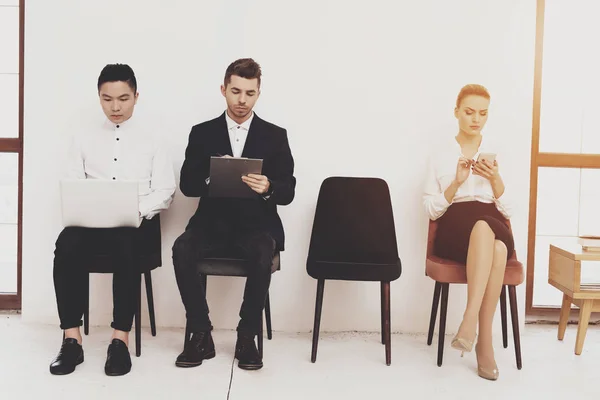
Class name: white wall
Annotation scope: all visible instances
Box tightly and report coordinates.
[22,0,536,335]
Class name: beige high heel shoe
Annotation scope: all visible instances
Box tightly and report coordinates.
[475,344,499,381]
[450,334,476,357]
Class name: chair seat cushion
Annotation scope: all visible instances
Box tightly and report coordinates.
[307,259,401,282]
[426,255,524,285]
[197,253,280,277]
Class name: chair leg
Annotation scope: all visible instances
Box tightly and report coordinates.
[500,285,508,349]
[265,291,273,340]
[311,279,325,363]
[382,281,391,366]
[381,283,385,345]
[437,283,449,367]
[427,282,442,346]
[84,274,90,336]
[135,279,142,357]
[183,324,191,349]
[508,285,522,369]
[258,313,264,359]
[144,271,157,337]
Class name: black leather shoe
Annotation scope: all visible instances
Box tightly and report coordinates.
[49,338,84,375]
[104,339,132,376]
[235,333,263,370]
[175,331,216,368]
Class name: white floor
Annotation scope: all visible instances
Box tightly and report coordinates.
[0,315,598,400]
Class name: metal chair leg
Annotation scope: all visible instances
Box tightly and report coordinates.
[437,283,449,367]
[508,285,522,369]
[427,282,442,346]
[500,285,508,348]
[310,279,325,363]
[265,292,273,340]
[144,271,157,337]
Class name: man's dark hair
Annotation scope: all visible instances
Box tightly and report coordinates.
[97,63,137,92]
[224,58,262,87]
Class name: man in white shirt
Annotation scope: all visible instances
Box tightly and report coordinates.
[49,64,176,377]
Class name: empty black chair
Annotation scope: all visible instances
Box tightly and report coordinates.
[181,252,280,358]
[83,215,162,357]
[307,177,402,365]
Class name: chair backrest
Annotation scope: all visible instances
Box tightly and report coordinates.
[307,177,399,264]
[426,219,439,259]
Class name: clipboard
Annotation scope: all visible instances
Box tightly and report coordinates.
[208,156,263,198]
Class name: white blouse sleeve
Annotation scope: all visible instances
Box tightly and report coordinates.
[64,134,86,179]
[138,135,176,219]
[423,155,451,220]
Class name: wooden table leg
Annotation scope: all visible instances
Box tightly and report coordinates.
[575,300,593,355]
[558,294,571,341]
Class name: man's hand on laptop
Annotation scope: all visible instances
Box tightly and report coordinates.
[242,174,270,194]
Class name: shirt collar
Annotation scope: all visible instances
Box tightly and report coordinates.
[454,134,486,158]
[103,115,134,131]
[225,110,254,131]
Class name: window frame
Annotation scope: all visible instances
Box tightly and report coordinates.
[0,0,24,310]
[527,0,600,315]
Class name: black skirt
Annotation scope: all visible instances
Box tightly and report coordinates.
[434,201,514,264]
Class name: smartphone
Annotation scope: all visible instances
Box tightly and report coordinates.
[477,152,496,164]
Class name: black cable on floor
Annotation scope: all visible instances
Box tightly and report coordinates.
[226,354,235,399]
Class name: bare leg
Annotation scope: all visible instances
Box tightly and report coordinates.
[455,220,495,345]
[476,240,507,373]
[64,327,82,344]
[112,330,129,347]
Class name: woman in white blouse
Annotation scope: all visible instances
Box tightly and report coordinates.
[423,84,513,381]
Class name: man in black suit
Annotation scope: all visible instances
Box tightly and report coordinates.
[173,58,295,370]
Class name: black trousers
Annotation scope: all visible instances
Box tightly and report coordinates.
[172,224,276,335]
[53,223,149,332]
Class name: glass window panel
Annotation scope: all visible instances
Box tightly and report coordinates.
[536,167,580,237]
[581,89,600,154]
[0,153,18,224]
[0,74,19,138]
[581,261,600,286]
[539,0,600,154]
[0,7,19,73]
[579,169,600,237]
[0,224,17,293]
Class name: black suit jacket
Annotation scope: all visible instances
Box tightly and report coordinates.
[180,112,296,251]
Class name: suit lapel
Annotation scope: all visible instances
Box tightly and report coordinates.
[215,112,233,156]
[241,113,262,159]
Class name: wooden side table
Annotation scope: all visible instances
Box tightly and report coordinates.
[548,244,600,355]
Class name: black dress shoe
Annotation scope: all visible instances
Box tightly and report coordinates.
[104,339,132,376]
[175,331,216,368]
[235,333,263,370]
[49,338,84,375]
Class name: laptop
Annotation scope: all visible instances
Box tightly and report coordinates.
[60,179,142,228]
[208,157,263,198]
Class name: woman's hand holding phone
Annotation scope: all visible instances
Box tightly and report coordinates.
[472,153,499,181]
[455,156,473,185]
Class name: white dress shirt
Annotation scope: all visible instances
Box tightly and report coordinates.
[65,116,176,219]
[220,111,272,200]
[423,135,512,221]
[225,111,254,157]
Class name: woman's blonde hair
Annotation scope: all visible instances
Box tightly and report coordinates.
[456,84,490,108]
